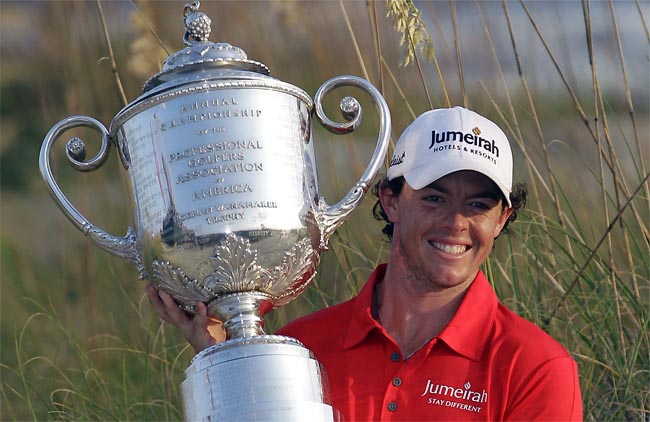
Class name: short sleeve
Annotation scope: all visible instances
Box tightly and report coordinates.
[504,356,582,421]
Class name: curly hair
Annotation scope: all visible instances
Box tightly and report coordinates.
[372,176,528,240]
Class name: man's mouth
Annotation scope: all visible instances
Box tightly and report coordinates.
[430,241,468,255]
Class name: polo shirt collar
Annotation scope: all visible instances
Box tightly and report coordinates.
[343,264,388,349]
[437,270,497,361]
[342,264,498,362]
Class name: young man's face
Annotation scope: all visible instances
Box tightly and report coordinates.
[380,170,513,292]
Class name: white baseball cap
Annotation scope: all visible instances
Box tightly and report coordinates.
[387,106,513,207]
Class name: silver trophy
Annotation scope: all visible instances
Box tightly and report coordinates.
[39,2,390,421]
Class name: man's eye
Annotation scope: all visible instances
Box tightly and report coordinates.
[423,195,441,202]
[471,201,491,210]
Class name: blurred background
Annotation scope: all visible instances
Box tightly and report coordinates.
[1,1,648,420]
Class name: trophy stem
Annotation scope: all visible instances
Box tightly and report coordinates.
[207,291,274,339]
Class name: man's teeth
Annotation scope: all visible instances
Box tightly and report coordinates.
[431,242,467,255]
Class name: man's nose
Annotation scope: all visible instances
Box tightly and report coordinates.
[442,206,469,231]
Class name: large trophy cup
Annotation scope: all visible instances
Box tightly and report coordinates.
[40,2,390,420]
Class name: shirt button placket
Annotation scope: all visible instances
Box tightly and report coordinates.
[385,351,402,416]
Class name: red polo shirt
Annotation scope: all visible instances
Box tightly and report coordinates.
[277,264,582,421]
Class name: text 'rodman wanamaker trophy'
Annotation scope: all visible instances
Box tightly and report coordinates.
[39,2,390,421]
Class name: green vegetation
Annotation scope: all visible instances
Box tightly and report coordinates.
[1,1,647,420]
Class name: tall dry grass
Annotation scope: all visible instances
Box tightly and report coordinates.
[1,1,647,420]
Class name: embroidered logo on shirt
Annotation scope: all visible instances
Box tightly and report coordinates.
[420,379,487,413]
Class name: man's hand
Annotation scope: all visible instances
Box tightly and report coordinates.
[145,284,226,353]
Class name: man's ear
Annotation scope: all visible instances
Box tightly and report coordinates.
[494,206,514,238]
[379,182,400,223]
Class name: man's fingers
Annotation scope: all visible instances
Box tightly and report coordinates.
[145,284,174,324]
[193,301,208,329]
[159,290,193,330]
[146,285,224,352]
[195,301,207,315]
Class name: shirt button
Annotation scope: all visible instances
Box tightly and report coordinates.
[390,352,401,362]
[387,401,398,412]
[392,377,402,387]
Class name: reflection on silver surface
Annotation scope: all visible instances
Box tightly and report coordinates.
[39,2,389,420]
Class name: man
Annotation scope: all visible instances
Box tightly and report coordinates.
[147,107,583,420]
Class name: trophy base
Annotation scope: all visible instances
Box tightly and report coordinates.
[181,335,338,421]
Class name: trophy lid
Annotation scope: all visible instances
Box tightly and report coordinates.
[143,1,270,93]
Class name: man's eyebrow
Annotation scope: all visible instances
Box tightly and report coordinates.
[426,182,501,201]
[472,191,502,201]
[427,181,449,194]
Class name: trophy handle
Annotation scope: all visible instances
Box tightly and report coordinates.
[313,75,391,247]
[39,116,145,278]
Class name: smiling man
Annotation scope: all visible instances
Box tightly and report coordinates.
[147,107,583,421]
